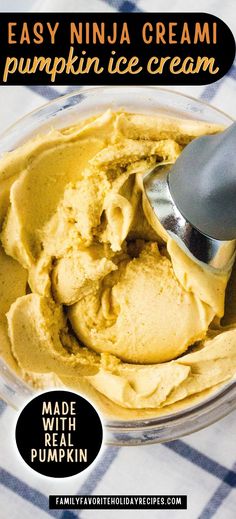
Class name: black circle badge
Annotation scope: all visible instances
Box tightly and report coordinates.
[15,390,103,478]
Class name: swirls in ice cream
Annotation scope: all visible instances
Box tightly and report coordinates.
[1,109,236,419]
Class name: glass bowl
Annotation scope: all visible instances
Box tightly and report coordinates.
[0,86,235,446]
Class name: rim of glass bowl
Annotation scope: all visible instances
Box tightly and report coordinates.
[0,86,235,446]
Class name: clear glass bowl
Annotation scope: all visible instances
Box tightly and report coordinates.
[0,86,235,446]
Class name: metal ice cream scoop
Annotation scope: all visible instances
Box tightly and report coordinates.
[143,121,236,270]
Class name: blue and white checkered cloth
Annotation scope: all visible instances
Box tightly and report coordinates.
[0,1,236,518]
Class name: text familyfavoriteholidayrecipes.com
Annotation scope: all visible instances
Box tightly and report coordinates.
[49,495,187,509]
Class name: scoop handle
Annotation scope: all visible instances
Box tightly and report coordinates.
[168,122,236,241]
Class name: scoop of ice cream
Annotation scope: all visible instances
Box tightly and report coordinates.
[7,293,99,376]
[69,242,214,363]
[52,245,117,306]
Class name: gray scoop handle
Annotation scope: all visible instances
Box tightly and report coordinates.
[168,122,236,241]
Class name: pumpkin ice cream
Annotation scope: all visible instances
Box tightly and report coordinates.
[1,109,236,420]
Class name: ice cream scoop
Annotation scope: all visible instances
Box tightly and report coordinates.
[144,122,236,270]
